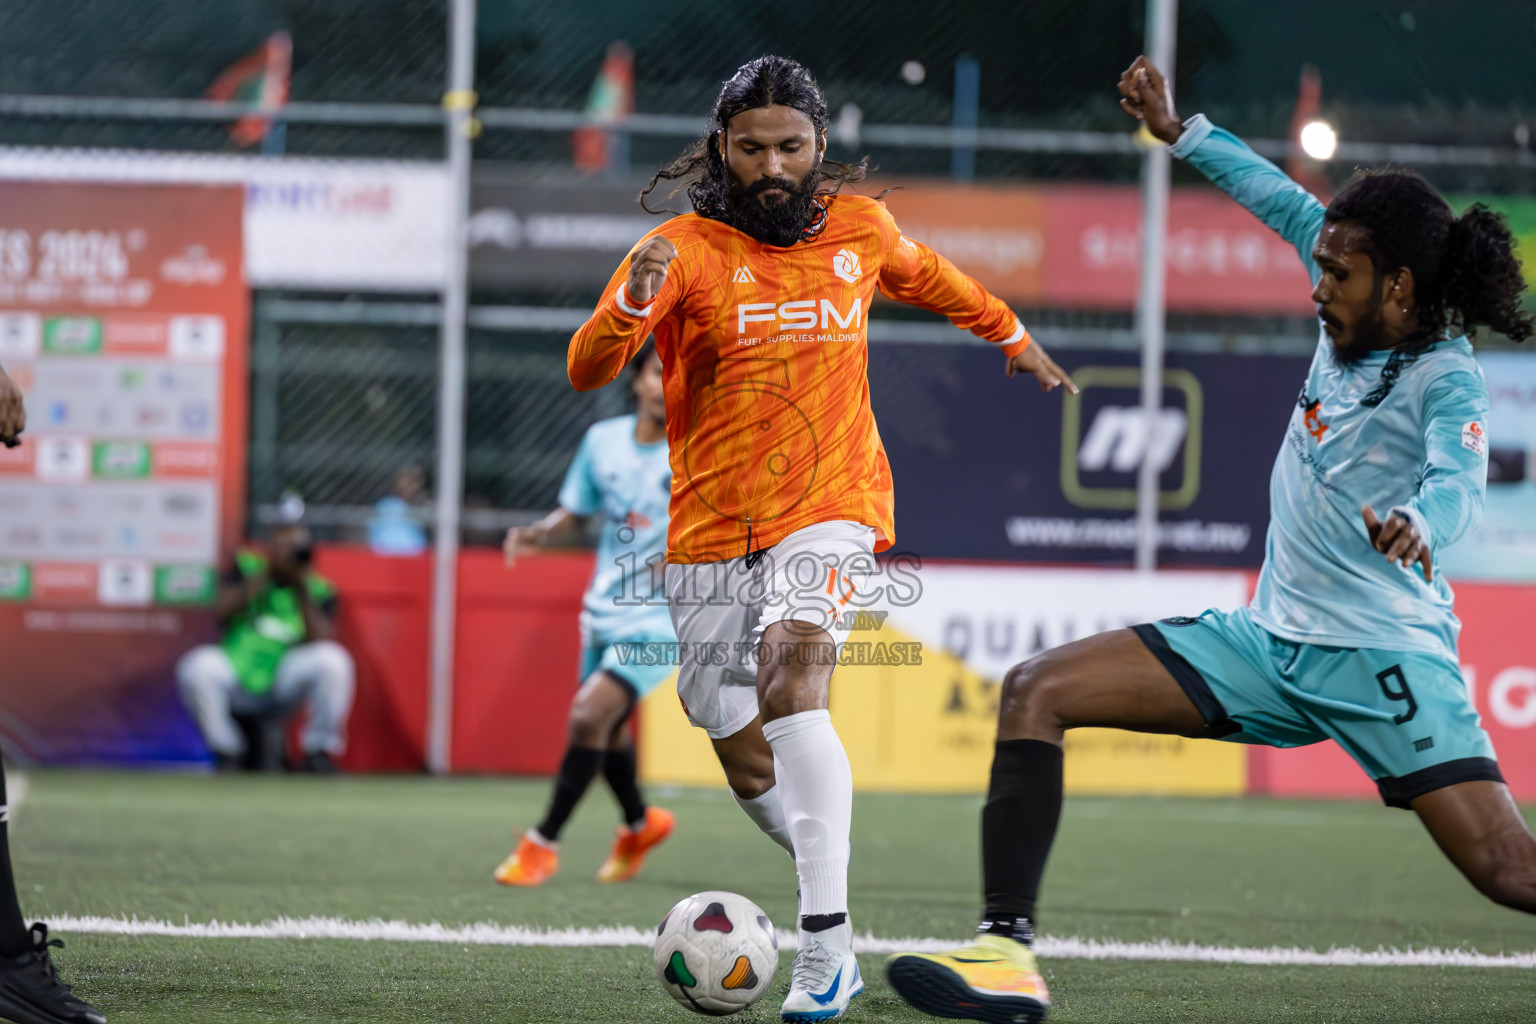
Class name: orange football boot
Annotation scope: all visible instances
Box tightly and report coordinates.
[596,806,675,883]
[493,833,559,887]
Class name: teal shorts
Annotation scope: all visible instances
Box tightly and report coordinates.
[580,637,675,699]
[1134,607,1501,809]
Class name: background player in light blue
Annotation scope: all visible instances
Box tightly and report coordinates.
[492,341,677,887]
[887,56,1536,1024]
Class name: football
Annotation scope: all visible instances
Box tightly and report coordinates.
[653,890,780,1015]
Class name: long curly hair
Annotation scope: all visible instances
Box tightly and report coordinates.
[640,55,868,238]
[1323,170,1533,405]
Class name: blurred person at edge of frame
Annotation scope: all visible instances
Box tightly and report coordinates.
[177,492,356,773]
[368,463,430,556]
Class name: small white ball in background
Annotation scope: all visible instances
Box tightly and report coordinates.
[899,60,926,86]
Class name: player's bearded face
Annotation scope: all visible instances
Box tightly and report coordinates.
[724,165,820,247]
[1333,302,1390,365]
[1313,222,1394,366]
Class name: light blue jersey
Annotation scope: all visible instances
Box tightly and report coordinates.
[1172,115,1491,659]
[558,415,674,644]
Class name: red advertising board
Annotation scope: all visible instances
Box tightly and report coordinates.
[0,182,247,763]
[1043,185,1316,314]
[877,180,1318,315]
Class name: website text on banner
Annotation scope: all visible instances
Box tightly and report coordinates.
[0,182,248,764]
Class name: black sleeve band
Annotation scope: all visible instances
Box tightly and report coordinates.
[1376,757,1506,809]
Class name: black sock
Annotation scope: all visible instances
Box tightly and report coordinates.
[800,912,846,933]
[535,746,605,842]
[980,738,1064,945]
[602,746,647,829]
[0,758,32,957]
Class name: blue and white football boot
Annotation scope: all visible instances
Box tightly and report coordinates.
[780,921,865,1021]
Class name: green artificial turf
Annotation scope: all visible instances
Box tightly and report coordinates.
[9,771,1535,1022]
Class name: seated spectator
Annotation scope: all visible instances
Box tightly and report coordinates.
[368,463,430,556]
[178,493,355,773]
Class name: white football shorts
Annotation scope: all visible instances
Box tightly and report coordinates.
[664,520,878,739]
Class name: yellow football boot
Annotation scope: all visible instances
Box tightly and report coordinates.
[885,933,1050,1023]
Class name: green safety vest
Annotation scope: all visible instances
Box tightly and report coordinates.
[220,549,337,696]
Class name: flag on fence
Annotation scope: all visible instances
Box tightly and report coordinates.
[206,31,292,148]
[573,42,634,174]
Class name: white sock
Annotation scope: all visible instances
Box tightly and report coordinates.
[761,709,851,919]
[731,785,795,858]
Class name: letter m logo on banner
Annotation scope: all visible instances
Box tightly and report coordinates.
[1060,365,1204,511]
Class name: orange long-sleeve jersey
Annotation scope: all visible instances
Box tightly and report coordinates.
[568,192,1031,564]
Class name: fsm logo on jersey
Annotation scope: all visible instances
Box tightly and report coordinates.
[1059,365,1203,511]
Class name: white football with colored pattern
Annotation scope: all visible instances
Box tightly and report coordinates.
[653,890,779,1015]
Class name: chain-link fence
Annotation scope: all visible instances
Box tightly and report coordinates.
[3,0,1534,540]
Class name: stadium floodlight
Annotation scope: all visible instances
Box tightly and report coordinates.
[1299,118,1338,160]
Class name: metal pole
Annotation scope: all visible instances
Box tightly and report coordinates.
[950,56,980,181]
[1133,0,1178,572]
[427,0,476,775]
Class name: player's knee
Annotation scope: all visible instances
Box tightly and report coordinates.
[756,650,834,722]
[177,645,228,696]
[568,693,623,746]
[567,704,609,746]
[305,640,355,684]
[757,670,813,722]
[998,654,1070,731]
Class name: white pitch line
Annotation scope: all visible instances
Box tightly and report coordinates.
[47,915,1536,969]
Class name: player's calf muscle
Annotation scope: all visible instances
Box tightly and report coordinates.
[1461,832,1536,912]
[711,731,775,798]
[1420,786,1536,912]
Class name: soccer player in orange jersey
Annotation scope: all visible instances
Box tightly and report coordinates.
[567,56,1076,1021]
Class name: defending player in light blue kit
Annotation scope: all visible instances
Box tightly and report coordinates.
[887,57,1536,1024]
[493,341,677,888]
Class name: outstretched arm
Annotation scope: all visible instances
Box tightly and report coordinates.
[1118,55,1326,281]
[503,508,586,566]
[505,424,603,564]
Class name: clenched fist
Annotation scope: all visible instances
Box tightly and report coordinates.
[628,237,678,305]
[1117,55,1183,146]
